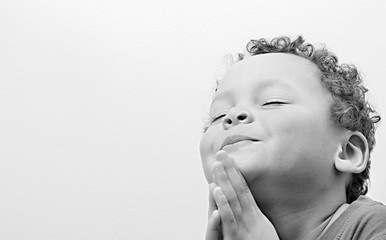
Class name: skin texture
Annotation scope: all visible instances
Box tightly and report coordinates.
[200,53,368,240]
[205,151,280,240]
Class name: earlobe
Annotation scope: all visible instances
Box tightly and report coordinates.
[335,132,369,174]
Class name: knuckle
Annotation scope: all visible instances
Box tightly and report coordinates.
[240,184,250,194]
[235,183,250,194]
[242,186,250,194]
[229,197,240,209]
[226,216,236,225]
[229,198,237,208]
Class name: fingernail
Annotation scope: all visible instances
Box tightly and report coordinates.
[212,210,218,217]
[214,187,222,195]
[212,161,223,172]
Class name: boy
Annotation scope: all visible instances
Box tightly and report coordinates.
[200,36,385,240]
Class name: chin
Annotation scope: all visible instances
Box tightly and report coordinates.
[225,150,267,184]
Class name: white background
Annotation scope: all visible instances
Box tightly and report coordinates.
[1,1,386,239]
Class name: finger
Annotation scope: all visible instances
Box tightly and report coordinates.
[217,151,259,213]
[205,210,221,240]
[208,183,217,219]
[213,187,238,238]
[213,155,242,218]
[227,156,261,213]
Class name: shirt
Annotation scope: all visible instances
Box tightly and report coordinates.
[307,196,386,240]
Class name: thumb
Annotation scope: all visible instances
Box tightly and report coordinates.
[205,210,221,240]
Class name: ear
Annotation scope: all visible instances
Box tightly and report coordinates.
[335,131,369,174]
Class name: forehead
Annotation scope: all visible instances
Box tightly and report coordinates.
[216,53,323,95]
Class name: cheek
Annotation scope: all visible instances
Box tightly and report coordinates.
[199,132,215,183]
[270,112,336,173]
[270,108,325,145]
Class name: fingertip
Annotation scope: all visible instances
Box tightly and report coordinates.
[215,150,228,160]
[211,210,221,226]
[211,162,224,176]
[212,161,223,170]
[212,209,220,218]
[213,186,223,198]
[215,151,236,169]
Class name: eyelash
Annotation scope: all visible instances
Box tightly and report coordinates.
[211,113,226,123]
[209,100,287,124]
[262,100,287,106]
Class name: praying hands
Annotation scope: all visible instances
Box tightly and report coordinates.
[205,151,279,240]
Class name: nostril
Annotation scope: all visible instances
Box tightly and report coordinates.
[237,113,247,121]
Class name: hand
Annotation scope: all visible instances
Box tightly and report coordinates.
[205,183,222,240]
[211,151,280,240]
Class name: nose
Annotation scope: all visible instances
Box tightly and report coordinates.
[222,107,254,130]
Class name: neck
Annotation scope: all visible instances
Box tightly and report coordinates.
[251,186,347,240]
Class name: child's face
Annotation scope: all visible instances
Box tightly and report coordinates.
[200,53,345,192]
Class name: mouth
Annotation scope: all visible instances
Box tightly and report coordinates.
[220,135,259,150]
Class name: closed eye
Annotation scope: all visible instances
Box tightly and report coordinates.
[262,100,288,106]
[211,114,226,123]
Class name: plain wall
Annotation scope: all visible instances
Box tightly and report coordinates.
[1,1,385,239]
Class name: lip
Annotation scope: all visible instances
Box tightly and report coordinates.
[220,135,259,150]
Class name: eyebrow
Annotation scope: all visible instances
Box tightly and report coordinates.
[211,78,295,104]
[256,78,294,91]
[211,91,232,104]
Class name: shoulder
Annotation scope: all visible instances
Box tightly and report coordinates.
[320,196,386,240]
[352,196,386,220]
[344,196,386,239]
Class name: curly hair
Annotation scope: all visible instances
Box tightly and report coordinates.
[220,36,380,203]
